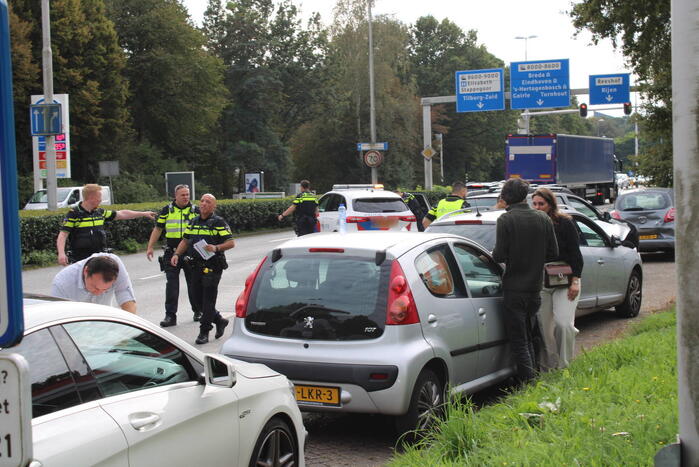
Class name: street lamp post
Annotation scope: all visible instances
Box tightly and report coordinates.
[367,0,377,184]
[514,35,537,135]
[514,35,537,61]
[436,133,444,184]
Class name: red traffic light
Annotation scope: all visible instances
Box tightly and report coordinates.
[579,103,588,118]
[623,102,632,115]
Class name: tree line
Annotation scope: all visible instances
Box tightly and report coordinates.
[10,0,665,205]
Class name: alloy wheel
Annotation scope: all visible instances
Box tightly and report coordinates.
[254,426,296,467]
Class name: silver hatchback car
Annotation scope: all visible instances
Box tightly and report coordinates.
[222,232,514,433]
[426,210,643,318]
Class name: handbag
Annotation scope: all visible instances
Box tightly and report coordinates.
[544,262,573,288]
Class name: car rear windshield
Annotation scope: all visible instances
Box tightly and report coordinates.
[245,255,390,340]
[426,223,497,251]
[468,197,499,209]
[617,192,671,211]
[352,198,407,213]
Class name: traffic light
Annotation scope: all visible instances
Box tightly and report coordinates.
[623,102,632,115]
[579,103,588,118]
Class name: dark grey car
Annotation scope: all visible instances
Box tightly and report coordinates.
[611,188,675,253]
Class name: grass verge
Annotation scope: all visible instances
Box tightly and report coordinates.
[390,309,678,467]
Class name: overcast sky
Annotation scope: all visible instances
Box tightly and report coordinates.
[182,0,633,115]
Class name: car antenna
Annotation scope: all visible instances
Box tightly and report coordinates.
[474,202,482,217]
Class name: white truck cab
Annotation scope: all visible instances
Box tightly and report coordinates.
[23,186,112,210]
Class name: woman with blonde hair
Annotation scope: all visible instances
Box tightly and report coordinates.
[532,187,584,370]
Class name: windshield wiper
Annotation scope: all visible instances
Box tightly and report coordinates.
[622,207,646,211]
[291,304,350,316]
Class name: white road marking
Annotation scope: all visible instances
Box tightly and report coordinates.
[139,274,162,280]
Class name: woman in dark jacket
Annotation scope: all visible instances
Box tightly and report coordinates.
[532,187,584,370]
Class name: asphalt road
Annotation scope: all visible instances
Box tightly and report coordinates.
[22,229,297,353]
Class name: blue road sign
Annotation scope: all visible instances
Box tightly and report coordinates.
[357,142,388,151]
[589,73,630,105]
[30,103,62,136]
[455,68,505,112]
[510,59,570,109]
[0,0,25,346]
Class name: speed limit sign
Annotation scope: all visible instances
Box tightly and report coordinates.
[363,150,383,168]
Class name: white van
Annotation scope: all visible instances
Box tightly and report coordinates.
[23,186,112,210]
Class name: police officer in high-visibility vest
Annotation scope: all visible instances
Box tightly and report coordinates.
[278,179,318,236]
[146,184,201,327]
[422,181,470,229]
[57,184,155,265]
[397,191,427,232]
[171,194,234,345]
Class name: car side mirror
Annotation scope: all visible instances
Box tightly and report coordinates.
[602,211,611,221]
[610,235,623,248]
[204,354,237,388]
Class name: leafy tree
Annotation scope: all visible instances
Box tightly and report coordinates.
[569,0,672,186]
[292,0,422,191]
[107,0,227,166]
[203,0,326,193]
[9,5,40,174]
[10,0,131,181]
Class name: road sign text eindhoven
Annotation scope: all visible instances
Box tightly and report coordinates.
[510,59,570,109]
[589,73,630,105]
[455,68,504,112]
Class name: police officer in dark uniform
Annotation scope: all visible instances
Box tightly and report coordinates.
[146,184,201,327]
[397,191,427,231]
[422,181,470,228]
[56,184,155,265]
[278,179,318,236]
[171,194,235,345]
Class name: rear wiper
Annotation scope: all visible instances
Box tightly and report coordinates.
[292,304,350,316]
[622,207,645,211]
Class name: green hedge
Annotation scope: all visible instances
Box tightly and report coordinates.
[19,198,295,254]
[19,190,449,255]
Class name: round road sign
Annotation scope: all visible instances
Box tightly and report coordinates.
[363,150,383,168]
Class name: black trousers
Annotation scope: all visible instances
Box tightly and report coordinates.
[163,249,199,318]
[69,247,100,263]
[503,290,542,382]
[190,265,223,333]
[295,215,316,236]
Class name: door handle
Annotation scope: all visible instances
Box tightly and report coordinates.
[129,412,161,431]
[427,314,437,323]
[597,259,605,264]
[478,308,486,316]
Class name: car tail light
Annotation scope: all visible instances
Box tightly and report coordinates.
[399,215,416,222]
[455,220,483,225]
[346,216,370,223]
[370,373,389,380]
[386,261,419,325]
[308,248,345,253]
[235,256,267,318]
[664,207,675,223]
[610,210,621,220]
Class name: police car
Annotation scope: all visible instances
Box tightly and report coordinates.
[316,184,417,232]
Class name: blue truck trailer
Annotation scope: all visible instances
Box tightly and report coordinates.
[505,134,617,205]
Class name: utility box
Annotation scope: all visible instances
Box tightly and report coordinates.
[288,183,301,196]
[165,171,195,199]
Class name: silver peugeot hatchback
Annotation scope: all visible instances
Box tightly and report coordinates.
[221,232,514,433]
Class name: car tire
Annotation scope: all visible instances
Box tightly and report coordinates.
[248,417,298,467]
[615,269,642,318]
[394,368,444,439]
